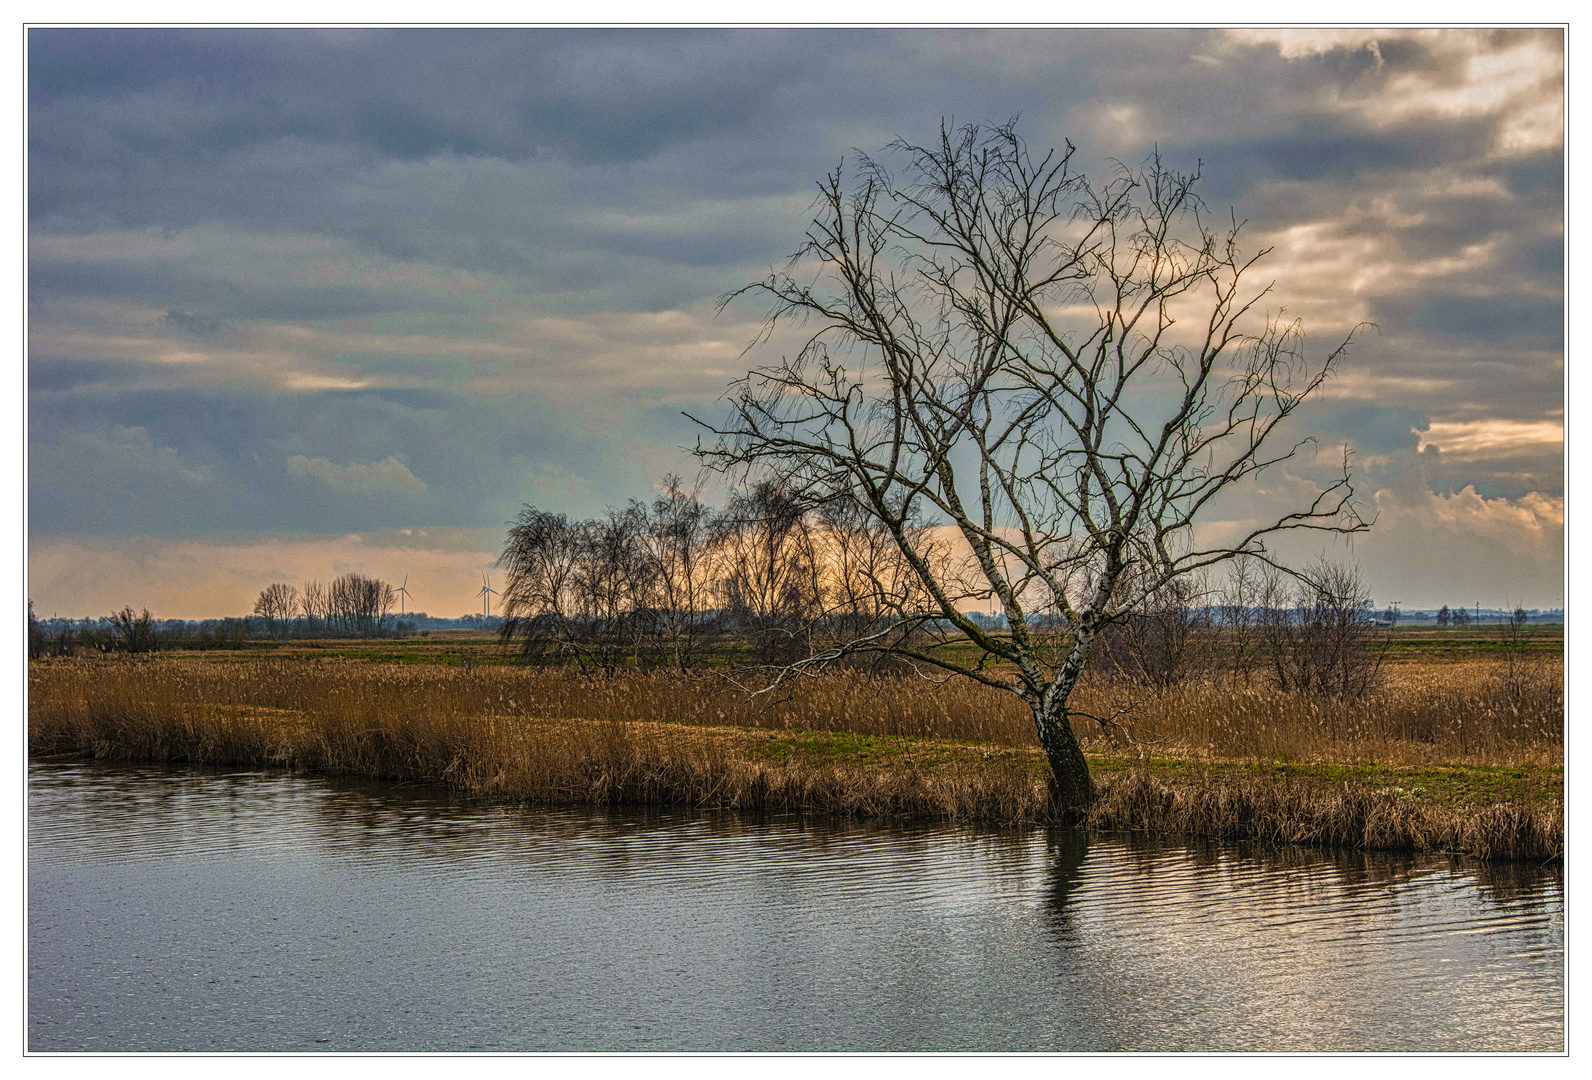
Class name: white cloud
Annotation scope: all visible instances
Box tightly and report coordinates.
[286,454,427,494]
[1226,29,1563,157]
[1249,218,1498,334]
[1375,484,1562,563]
[1418,419,1563,458]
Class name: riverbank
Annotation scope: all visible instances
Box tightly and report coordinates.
[28,656,1561,861]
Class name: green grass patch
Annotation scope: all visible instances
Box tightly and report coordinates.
[1083,753,1561,808]
[734,727,1561,810]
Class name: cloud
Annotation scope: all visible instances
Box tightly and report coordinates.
[286,454,427,494]
[1312,406,1429,454]
[1223,29,1563,156]
[1399,486,1563,556]
[162,307,227,338]
[30,423,212,487]
[28,381,652,537]
[25,28,1563,614]
[1417,418,1564,459]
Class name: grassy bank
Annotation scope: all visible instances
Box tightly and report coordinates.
[27,655,1562,861]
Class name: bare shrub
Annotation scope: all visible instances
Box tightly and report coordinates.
[1258,560,1387,700]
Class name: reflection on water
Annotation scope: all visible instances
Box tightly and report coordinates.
[28,761,1563,1052]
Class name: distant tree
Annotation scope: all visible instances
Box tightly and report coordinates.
[1092,572,1206,691]
[628,476,723,672]
[299,579,328,631]
[28,599,43,659]
[1215,558,1263,684]
[713,482,824,666]
[1258,560,1386,700]
[1436,604,1452,627]
[109,606,159,654]
[253,583,300,635]
[1451,604,1471,627]
[814,492,935,668]
[498,508,588,664]
[326,573,395,635]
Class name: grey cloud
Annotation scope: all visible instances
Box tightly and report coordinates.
[163,308,227,338]
[1375,294,1563,348]
[286,454,427,494]
[26,27,1563,611]
[28,383,656,537]
[27,357,144,393]
[1312,405,1430,454]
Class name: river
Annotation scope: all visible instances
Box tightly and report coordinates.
[27,761,1563,1052]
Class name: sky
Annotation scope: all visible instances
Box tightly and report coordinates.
[24,26,1565,618]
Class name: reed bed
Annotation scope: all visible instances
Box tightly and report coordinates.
[27,653,1560,767]
[1075,660,1563,769]
[1089,769,1559,863]
[27,655,1562,859]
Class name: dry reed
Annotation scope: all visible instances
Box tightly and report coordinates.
[27,655,1562,859]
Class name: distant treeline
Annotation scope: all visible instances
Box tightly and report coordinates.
[27,591,501,658]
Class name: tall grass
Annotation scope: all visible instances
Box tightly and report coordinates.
[1075,660,1562,768]
[27,658,1047,824]
[27,655,1562,858]
[28,652,1560,767]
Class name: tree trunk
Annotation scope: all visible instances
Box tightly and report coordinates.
[1036,705,1093,817]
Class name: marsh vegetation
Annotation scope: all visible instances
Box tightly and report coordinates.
[27,620,1562,859]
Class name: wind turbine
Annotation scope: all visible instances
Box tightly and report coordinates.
[396,574,413,616]
[477,573,499,619]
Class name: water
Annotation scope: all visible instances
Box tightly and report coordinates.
[28,761,1563,1052]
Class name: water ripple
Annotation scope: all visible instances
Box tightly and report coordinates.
[28,761,1563,1052]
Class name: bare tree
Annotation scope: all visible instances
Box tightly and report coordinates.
[299,579,328,632]
[326,573,395,636]
[253,582,300,636]
[814,493,936,666]
[713,481,826,665]
[694,121,1368,809]
[498,506,659,673]
[109,606,159,653]
[1091,571,1206,692]
[498,508,587,663]
[572,508,658,673]
[1216,556,1263,684]
[633,475,721,672]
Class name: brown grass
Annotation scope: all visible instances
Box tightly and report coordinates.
[27,655,1562,860]
[1089,769,1559,862]
[1072,660,1563,768]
